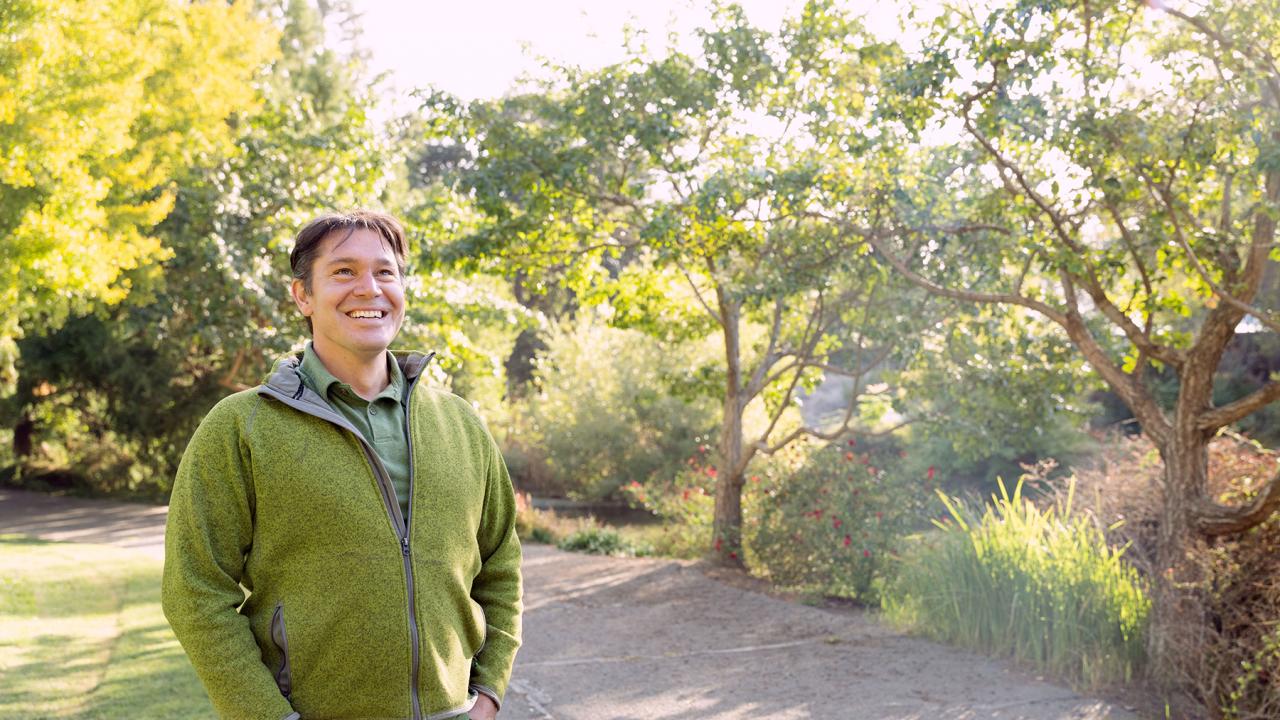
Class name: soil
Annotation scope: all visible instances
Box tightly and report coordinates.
[0,489,1149,719]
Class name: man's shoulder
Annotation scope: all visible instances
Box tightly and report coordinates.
[194,387,267,435]
[410,386,492,433]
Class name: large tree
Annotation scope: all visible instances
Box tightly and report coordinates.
[7,0,388,487]
[849,0,1280,673]
[422,1,927,564]
[0,0,276,366]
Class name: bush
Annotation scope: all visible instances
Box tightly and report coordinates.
[509,314,718,500]
[556,526,653,557]
[618,444,720,560]
[883,475,1149,690]
[748,437,932,604]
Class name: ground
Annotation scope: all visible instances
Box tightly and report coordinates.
[0,489,1143,719]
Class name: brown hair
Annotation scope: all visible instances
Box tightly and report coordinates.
[290,209,409,332]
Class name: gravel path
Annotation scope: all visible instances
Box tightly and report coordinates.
[0,488,1141,719]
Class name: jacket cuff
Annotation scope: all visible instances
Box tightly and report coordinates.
[470,683,501,711]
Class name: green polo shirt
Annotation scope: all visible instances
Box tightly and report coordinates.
[297,344,412,520]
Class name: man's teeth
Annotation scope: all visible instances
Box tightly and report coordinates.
[348,310,383,318]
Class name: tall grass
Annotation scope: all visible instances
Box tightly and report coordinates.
[883,478,1149,690]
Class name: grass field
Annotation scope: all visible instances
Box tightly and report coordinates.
[0,535,215,719]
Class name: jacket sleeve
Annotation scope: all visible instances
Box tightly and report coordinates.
[162,398,299,720]
[468,426,523,707]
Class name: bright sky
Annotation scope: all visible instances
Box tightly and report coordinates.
[348,0,903,111]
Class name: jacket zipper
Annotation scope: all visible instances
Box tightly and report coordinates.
[402,372,423,720]
[259,373,425,720]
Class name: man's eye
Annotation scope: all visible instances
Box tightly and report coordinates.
[379,269,397,277]
[334,268,353,276]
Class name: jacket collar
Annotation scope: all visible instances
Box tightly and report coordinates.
[261,349,435,401]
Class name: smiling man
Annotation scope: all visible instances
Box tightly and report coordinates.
[163,210,522,720]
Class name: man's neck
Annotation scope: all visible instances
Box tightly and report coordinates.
[311,343,389,401]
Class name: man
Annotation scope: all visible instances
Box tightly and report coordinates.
[163,210,521,720]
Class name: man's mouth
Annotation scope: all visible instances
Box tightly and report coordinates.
[346,310,385,318]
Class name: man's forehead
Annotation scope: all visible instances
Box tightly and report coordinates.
[318,226,399,260]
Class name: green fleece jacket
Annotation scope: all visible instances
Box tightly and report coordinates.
[162,352,522,720]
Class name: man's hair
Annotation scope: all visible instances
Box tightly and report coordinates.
[290,209,409,333]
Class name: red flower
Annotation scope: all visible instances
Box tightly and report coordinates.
[682,489,691,501]
[714,538,723,551]
[863,549,872,558]
[843,534,852,547]
[875,511,883,520]
[844,452,854,461]
[927,466,936,480]
[706,467,718,478]
[629,480,642,488]
[813,509,824,520]
[729,552,738,560]
[750,475,759,483]
[832,517,842,529]
[847,438,856,447]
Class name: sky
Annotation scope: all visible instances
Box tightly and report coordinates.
[345,0,903,113]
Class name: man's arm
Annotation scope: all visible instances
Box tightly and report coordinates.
[162,399,298,720]
[468,429,524,710]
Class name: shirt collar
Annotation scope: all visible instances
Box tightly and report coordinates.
[299,342,404,404]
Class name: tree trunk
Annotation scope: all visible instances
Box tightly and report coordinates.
[13,409,33,460]
[1147,432,1209,684]
[711,291,748,568]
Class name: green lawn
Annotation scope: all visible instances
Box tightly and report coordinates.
[0,535,215,719]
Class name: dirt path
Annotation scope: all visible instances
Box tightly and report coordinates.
[0,489,1141,719]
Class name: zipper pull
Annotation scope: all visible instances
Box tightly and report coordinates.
[401,535,410,557]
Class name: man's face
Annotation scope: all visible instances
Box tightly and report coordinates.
[290,227,406,366]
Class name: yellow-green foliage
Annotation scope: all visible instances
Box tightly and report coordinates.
[884,478,1149,690]
[0,0,277,346]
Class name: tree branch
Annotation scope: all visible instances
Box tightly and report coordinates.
[1194,469,1280,536]
[1197,380,1280,433]
[677,259,724,329]
[859,230,1070,325]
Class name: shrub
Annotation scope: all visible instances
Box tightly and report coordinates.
[556,526,653,557]
[748,437,932,604]
[884,475,1149,690]
[508,315,718,500]
[618,444,720,560]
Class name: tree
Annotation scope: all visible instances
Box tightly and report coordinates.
[0,0,276,370]
[422,1,926,565]
[7,0,389,488]
[853,0,1280,673]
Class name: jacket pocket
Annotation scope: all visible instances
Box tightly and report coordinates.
[270,601,293,700]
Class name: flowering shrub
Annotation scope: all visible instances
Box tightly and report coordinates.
[748,437,933,603]
[620,441,719,559]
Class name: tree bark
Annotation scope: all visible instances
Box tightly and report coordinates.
[1147,433,1206,683]
[711,290,748,568]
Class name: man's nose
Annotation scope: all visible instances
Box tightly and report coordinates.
[353,270,382,296]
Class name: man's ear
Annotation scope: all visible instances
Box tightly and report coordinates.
[290,278,313,317]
